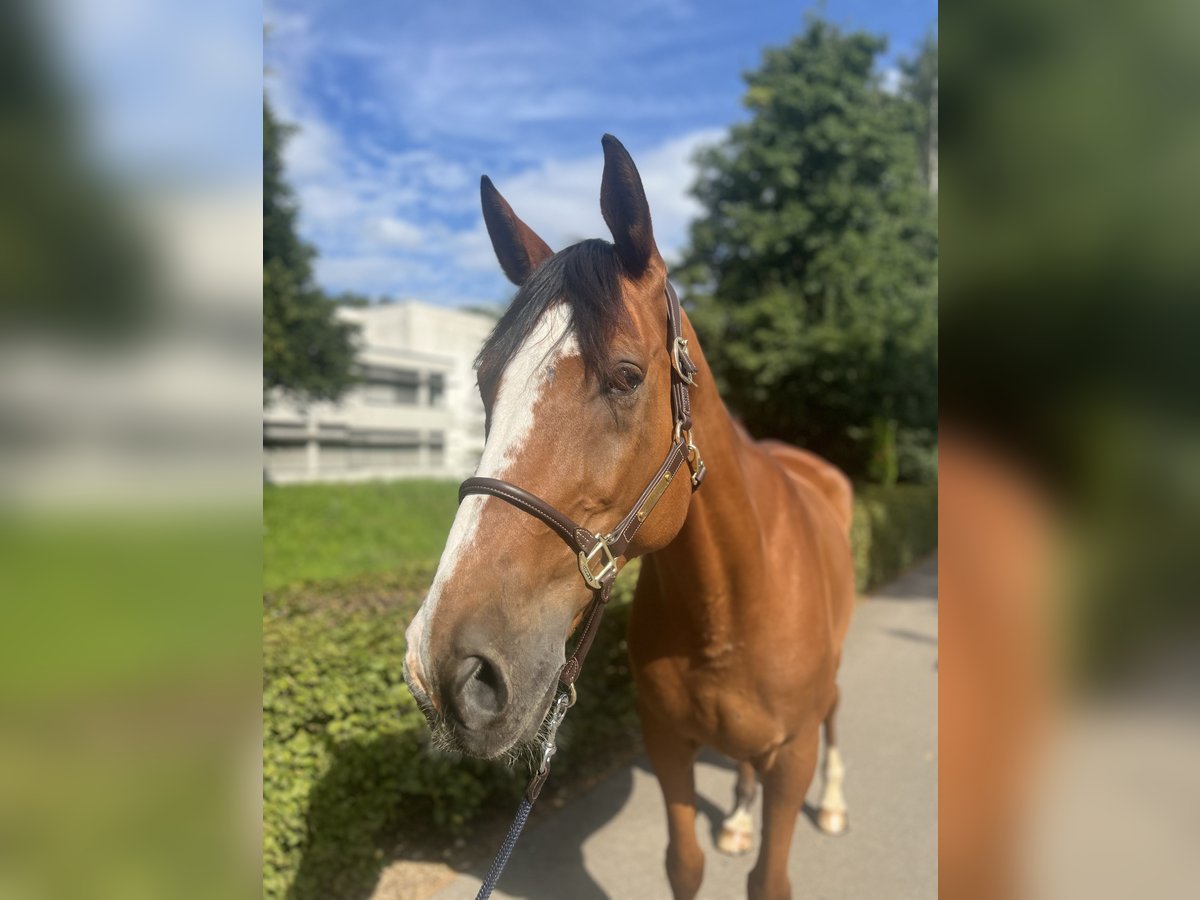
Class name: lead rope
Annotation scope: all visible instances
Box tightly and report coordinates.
[475,798,531,900]
[474,668,578,899]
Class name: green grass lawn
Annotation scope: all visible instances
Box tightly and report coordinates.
[263,480,460,592]
[264,478,939,594]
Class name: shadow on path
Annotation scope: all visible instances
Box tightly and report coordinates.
[285,735,638,900]
[450,765,636,900]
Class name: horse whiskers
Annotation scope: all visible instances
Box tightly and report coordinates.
[420,700,559,771]
[425,715,459,755]
[489,723,546,769]
[419,706,548,769]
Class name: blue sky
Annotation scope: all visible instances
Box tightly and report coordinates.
[265,0,937,307]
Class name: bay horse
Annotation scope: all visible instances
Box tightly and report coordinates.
[403,135,856,899]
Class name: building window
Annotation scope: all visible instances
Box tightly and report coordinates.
[362,368,420,405]
[264,442,308,473]
[428,430,445,467]
[263,420,309,474]
[428,373,445,407]
[342,429,423,469]
[348,443,421,468]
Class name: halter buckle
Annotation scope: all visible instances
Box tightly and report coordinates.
[686,436,706,489]
[672,337,696,385]
[578,534,617,589]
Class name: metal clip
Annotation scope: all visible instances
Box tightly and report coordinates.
[578,533,617,589]
[671,337,696,385]
[686,437,706,488]
[537,690,574,775]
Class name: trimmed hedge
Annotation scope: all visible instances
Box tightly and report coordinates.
[263,484,935,899]
[263,590,486,900]
[851,483,939,592]
[262,575,641,900]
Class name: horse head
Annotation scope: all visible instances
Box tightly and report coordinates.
[403,136,698,760]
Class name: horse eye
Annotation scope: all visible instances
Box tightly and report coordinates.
[608,363,644,395]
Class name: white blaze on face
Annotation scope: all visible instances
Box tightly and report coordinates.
[404,304,578,688]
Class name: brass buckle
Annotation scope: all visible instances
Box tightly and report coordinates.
[686,435,705,488]
[671,337,696,385]
[672,424,705,488]
[578,534,617,589]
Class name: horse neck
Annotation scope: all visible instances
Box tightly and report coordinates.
[648,321,765,623]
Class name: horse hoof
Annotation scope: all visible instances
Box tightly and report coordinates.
[717,823,754,856]
[817,807,849,836]
[717,806,754,856]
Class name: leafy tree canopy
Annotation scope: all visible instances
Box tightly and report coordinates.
[263,97,358,403]
[680,18,938,483]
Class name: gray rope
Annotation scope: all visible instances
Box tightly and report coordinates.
[474,796,533,900]
[472,670,574,896]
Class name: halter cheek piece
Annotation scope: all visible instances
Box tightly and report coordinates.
[458,279,704,800]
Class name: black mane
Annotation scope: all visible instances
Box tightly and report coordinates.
[476,239,629,393]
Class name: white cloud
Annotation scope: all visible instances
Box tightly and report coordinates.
[272,86,724,301]
[294,183,363,230]
[454,225,503,273]
[272,81,724,300]
[316,254,438,295]
[369,216,426,249]
[634,129,726,259]
[353,18,719,145]
[282,113,341,180]
[264,3,730,303]
[265,6,309,40]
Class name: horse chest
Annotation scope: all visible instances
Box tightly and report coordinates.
[634,654,789,758]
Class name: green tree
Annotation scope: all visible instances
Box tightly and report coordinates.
[263,97,358,401]
[1,1,148,341]
[680,17,938,483]
[902,31,938,193]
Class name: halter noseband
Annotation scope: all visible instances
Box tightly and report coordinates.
[458,279,704,795]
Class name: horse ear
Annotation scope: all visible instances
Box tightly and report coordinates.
[480,175,554,285]
[600,134,659,277]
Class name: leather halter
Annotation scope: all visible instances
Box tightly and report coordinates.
[458,280,704,796]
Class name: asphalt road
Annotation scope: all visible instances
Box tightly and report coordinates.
[431,555,939,900]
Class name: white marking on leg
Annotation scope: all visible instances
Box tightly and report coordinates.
[821,747,847,813]
[724,803,753,833]
[405,304,578,676]
[717,796,755,855]
[818,746,849,835]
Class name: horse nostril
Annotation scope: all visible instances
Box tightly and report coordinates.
[450,655,510,729]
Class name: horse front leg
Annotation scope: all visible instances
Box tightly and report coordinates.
[641,706,705,900]
[717,760,757,855]
[748,730,820,900]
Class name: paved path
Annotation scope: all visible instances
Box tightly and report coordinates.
[433,556,938,899]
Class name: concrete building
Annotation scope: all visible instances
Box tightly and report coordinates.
[264,301,496,483]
